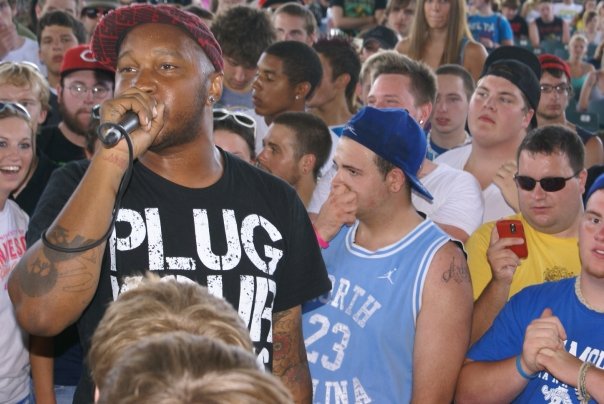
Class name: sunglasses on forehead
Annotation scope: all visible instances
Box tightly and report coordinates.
[514,171,581,192]
[213,108,256,129]
[0,102,32,121]
[0,60,40,72]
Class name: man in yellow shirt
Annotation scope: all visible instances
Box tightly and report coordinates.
[466,124,586,343]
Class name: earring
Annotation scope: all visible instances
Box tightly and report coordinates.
[295,95,300,100]
[208,95,216,104]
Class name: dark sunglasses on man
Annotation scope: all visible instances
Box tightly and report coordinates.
[81,7,113,18]
[514,171,581,192]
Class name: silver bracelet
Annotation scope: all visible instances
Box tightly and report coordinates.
[577,361,593,404]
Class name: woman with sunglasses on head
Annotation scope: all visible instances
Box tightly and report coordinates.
[0,102,35,404]
[213,108,256,164]
[395,0,488,82]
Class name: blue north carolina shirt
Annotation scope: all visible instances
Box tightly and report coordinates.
[302,219,449,403]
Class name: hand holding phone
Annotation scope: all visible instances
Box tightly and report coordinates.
[496,219,528,259]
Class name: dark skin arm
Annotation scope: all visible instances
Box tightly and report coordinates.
[272,305,312,404]
[30,336,56,404]
[8,89,165,336]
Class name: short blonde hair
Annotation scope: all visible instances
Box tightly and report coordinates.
[89,275,253,390]
[97,332,293,404]
[0,62,50,111]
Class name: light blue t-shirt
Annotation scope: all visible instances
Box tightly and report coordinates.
[302,219,449,403]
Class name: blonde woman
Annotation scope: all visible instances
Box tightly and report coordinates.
[395,0,487,81]
[0,102,34,404]
[567,33,596,99]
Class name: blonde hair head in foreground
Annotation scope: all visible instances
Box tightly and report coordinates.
[97,332,293,404]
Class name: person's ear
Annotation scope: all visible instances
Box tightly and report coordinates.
[386,167,405,193]
[207,72,223,105]
[294,81,311,100]
[417,102,433,127]
[335,73,351,91]
[300,153,316,176]
[521,108,534,129]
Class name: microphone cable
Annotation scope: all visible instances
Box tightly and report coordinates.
[41,123,135,253]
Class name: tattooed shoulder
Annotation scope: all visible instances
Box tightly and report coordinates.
[442,255,471,284]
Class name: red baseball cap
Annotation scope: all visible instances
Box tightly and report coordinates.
[60,44,115,77]
[538,54,571,81]
[91,4,223,72]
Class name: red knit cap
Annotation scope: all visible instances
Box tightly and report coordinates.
[60,44,115,76]
[538,54,571,81]
[90,4,223,72]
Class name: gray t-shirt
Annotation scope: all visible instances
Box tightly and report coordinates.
[216,86,254,110]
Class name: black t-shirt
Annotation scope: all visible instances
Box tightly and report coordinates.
[27,159,89,246]
[508,14,528,41]
[38,126,86,165]
[30,150,331,403]
[41,92,61,129]
[535,17,564,42]
[12,149,58,216]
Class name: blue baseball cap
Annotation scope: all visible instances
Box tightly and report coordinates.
[342,106,432,201]
[585,173,604,204]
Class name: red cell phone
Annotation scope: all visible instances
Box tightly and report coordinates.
[496,219,528,259]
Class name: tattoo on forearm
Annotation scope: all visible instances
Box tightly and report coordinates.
[442,257,471,284]
[273,311,295,367]
[272,309,312,403]
[101,153,127,170]
[17,226,100,298]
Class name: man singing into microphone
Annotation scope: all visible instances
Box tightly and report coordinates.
[8,5,331,403]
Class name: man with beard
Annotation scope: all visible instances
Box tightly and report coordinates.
[38,43,113,165]
[9,5,330,403]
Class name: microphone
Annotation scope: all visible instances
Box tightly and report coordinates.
[96,111,140,147]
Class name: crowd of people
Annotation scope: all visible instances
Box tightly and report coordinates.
[0,0,603,402]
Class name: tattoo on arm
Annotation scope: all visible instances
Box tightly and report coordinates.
[272,310,303,370]
[442,256,471,284]
[17,226,100,298]
[272,308,312,403]
[100,153,128,170]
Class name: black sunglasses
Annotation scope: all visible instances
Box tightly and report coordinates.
[514,171,581,192]
[81,7,112,18]
[0,101,32,121]
[213,108,256,129]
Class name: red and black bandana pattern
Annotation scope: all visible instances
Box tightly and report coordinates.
[91,4,223,72]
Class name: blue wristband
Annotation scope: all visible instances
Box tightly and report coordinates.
[515,355,537,380]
